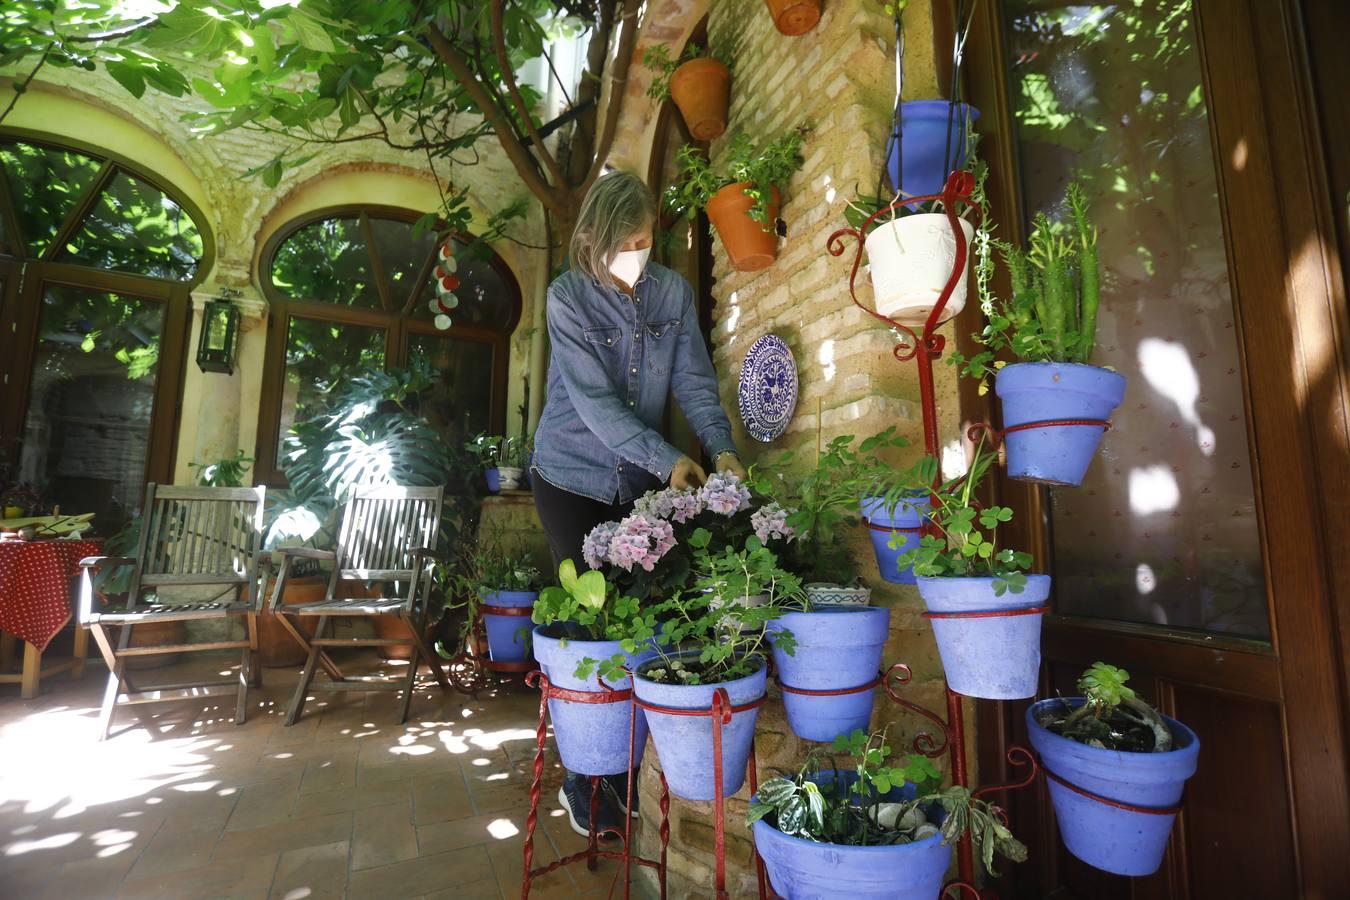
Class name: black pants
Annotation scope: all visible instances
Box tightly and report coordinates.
[531,471,633,571]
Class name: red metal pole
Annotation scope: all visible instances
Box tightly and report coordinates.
[946,686,977,886]
[712,688,729,900]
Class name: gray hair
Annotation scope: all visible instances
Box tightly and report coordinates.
[570,170,657,288]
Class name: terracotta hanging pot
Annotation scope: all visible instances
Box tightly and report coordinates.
[764,0,822,36]
[706,182,781,272]
[669,58,731,141]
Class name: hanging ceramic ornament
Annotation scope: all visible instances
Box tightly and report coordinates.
[434,314,452,329]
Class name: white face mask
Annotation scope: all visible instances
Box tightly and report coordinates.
[608,246,651,288]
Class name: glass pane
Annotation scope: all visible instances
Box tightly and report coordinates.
[407,333,494,446]
[271,217,381,309]
[0,142,103,258]
[1005,0,1269,639]
[277,317,386,464]
[416,249,515,330]
[16,285,163,533]
[368,217,435,309]
[59,170,203,280]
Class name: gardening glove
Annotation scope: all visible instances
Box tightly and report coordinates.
[670,456,707,490]
[714,451,748,480]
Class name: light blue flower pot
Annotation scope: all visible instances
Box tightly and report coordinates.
[769,607,890,743]
[995,362,1127,486]
[482,590,535,662]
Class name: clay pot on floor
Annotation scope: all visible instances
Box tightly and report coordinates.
[670,58,731,140]
[125,619,188,670]
[706,183,781,272]
[256,576,326,667]
[764,0,822,35]
[372,614,439,661]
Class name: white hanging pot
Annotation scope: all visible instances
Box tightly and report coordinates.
[864,213,974,327]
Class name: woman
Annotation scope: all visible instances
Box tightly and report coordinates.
[531,170,746,836]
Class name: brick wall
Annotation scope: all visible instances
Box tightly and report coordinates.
[634,1,973,894]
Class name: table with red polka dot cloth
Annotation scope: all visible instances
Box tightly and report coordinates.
[0,540,103,652]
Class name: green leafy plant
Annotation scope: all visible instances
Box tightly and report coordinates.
[1038,662,1175,752]
[953,182,1102,390]
[532,560,659,680]
[666,129,806,229]
[636,530,800,686]
[464,433,528,470]
[641,43,726,100]
[747,428,917,586]
[189,450,254,488]
[748,728,1026,875]
[894,437,1033,595]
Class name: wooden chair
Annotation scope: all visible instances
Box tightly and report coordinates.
[270,485,450,725]
[78,484,268,740]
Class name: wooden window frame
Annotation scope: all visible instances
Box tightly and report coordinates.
[254,205,521,486]
[0,129,212,495]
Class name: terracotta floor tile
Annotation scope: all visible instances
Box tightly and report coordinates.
[291,778,411,819]
[351,800,419,870]
[225,775,303,831]
[415,810,527,856]
[297,753,359,795]
[211,810,353,862]
[346,844,495,900]
[118,851,280,900]
[421,878,503,899]
[411,772,474,825]
[268,838,350,900]
[124,823,221,881]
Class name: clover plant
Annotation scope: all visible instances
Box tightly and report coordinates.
[893,436,1033,595]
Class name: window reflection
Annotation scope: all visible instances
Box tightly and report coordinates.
[278,318,386,462]
[1004,0,1269,639]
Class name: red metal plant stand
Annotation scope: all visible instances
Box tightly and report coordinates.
[817,171,1047,897]
[520,669,670,899]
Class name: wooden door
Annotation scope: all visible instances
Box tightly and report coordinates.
[963,1,1350,897]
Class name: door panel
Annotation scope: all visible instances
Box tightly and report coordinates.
[966,0,1350,897]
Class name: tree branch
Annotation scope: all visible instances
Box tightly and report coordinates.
[423,24,568,219]
[584,0,642,188]
[489,0,566,189]
[61,17,158,43]
[0,44,52,127]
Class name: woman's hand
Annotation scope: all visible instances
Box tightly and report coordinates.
[715,452,748,480]
[670,456,707,490]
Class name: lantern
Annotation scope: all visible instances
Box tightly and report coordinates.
[196,295,240,374]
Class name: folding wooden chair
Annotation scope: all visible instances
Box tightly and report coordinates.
[270,485,450,725]
[78,484,268,740]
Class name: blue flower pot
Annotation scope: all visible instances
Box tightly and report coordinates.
[485,467,501,493]
[752,771,949,899]
[632,653,766,801]
[916,575,1049,700]
[533,627,651,776]
[769,607,890,743]
[482,590,536,662]
[886,101,981,201]
[995,362,1127,486]
[1027,699,1200,877]
[859,495,927,585]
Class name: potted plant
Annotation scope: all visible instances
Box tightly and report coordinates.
[954,183,1125,485]
[644,43,731,141]
[764,0,822,36]
[495,435,529,491]
[472,545,544,664]
[0,483,42,519]
[629,529,799,802]
[749,729,1027,898]
[667,129,804,272]
[1027,663,1200,877]
[886,100,981,203]
[896,436,1048,700]
[531,559,661,777]
[466,432,502,493]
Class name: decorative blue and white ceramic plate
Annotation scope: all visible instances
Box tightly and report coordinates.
[738,334,798,443]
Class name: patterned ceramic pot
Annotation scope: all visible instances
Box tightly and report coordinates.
[804,582,872,608]
[497,466,524,491]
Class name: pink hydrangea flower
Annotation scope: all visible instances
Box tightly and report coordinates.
[698,473,751,516]
[751,502,796,543]
[605,514,677,572]
[581,521,618,570]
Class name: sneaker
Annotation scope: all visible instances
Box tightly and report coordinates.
[558,773,622,839]
[603,772,641,819]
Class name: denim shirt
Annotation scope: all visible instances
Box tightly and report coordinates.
[533,262,736,504]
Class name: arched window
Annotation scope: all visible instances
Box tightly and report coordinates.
[0,134,209,532]
[256,205,519,483]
